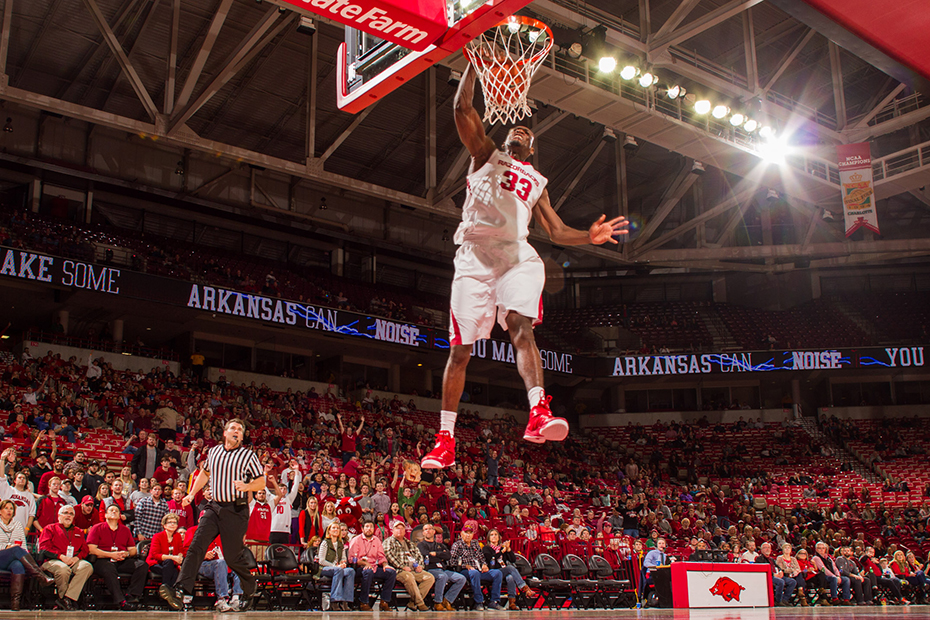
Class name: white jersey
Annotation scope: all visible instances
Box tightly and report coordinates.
[455,149,548,244]
[0,477,36,531]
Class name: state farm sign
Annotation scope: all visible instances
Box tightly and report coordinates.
[276,0,449,51]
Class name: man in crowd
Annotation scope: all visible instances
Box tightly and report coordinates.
[348,520,396,611]
[418,523,466,611]
[1,448,36,532]
[69,494,97,529]
[86,504,148,610]
[37,505,93,610]
[756,541,796,606]
[134,481,169,541]
[812,541,851,605]
[383,521,435,611]
[131,434,161,482]
[836,546,872,605]
[450,522,503,611]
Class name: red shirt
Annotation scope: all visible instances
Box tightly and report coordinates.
[38,523,88,558]
[153,466,178,486]
[147,530,185,566]
[87,521,136,553]
[38,470,64,496]
[36,496,67,530]
[341,432,357,453]
[167,500,196,529]
[246,501,272,543]
[74,506,101,532]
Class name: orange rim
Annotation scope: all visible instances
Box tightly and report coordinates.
[464,15,554,69]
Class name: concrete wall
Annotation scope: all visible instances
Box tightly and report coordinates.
[818,405,930,420]
[22,340,179,375]
[348,388,527,423]
[579,407,794,429]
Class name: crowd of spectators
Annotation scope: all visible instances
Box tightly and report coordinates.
[0,345,929,610]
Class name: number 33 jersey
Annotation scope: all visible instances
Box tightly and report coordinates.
[454,150,548,244]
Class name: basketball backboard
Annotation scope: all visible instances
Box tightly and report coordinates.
[337,0,535,114]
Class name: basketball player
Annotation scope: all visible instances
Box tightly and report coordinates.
[421,62,628,470]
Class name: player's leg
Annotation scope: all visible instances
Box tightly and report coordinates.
[423,246,495,469]
[504,312,567,442]
[497,246,567,443]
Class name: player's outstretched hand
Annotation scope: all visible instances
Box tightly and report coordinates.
[588,215,630,244]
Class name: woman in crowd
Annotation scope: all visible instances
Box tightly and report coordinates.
[0,500,55,609]
[317,521,355,611]
[94,481,111,509]
[483,529,535,609]
[320,501,338,533]
[776,543,808,606]
[386,502,404,530]
[299,496,324,546]
[119,466,136,496]
[147,513,184,604]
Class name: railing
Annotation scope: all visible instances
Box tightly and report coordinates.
[23,330,180,361]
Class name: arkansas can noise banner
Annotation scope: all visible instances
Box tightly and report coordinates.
[837,142,878,237]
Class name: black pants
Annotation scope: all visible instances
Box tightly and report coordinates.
[177,501,254,597]
[94,557,148,603]
[269,532,290,545]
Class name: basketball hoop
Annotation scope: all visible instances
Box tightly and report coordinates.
[464,16,553,126]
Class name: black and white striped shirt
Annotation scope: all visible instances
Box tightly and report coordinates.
[204,444,262,503]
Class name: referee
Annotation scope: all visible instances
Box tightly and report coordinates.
[163,419,264,611]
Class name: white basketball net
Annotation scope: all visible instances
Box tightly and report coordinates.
[465,18,552,126]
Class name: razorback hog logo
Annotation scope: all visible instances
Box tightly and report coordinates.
[709,576,745,602]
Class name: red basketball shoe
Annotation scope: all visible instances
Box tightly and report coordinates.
[523,395,569,443]
[421,431,456,469]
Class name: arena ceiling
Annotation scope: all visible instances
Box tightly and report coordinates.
[3,0,930,274]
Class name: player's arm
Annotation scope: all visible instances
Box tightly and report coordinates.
[532,188,629,246]
[454,63,496,165]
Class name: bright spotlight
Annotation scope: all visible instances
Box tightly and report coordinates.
[712,105,729,119]
[759,125,774,139]
[758,136,789,165]
[507,18,520,33]
[729,113,745,126]
[620,65,637,80]
[743,119,758,132]
[599,56,617,73]
[694,99,711,115]
[639,72,657,87]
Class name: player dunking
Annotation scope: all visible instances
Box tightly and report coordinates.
[421,62,629,469]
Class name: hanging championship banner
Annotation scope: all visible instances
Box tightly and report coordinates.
[837,142,878,237]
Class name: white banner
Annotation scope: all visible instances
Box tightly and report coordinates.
[837,142,879,237]
[687,570,770,608]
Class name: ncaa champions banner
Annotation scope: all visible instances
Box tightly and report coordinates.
[837,142,879,237]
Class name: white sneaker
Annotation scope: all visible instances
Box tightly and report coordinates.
[229,595,240,609]
[215,598,234,612]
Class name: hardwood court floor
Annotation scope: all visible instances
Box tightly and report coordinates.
[2,607,926,619]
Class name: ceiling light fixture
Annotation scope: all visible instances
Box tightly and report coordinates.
[620,65,637,80]
[743,119,758,132]
[567,42,583,59]
[759,125,775,139]
[712,105,729,119]
[729,113,745,126]
[694,100,712,115]
[319,197,327,210]
[598,56,617,73]
[638,72,657,88]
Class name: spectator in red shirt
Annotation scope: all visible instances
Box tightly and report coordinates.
[153,456,178,487]
[86,504,148,610]
[37,504,93,610]
[147,512,184,602]
[35,477,67,533]
[246,487,272,562]
[73,496,101,531]
[338,412,364,467]
[167,487,195,529]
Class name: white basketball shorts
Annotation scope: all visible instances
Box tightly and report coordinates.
[449,240,545,346]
